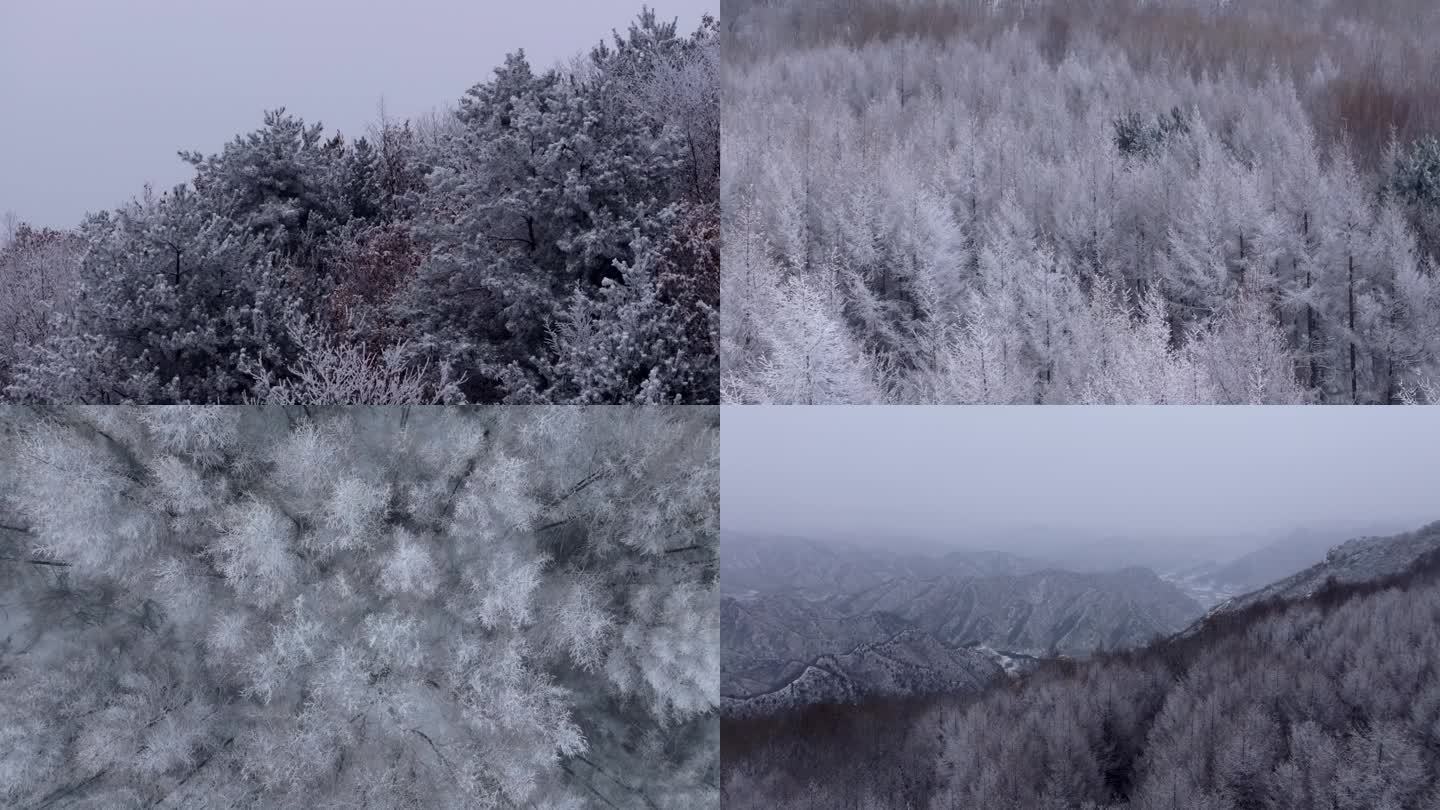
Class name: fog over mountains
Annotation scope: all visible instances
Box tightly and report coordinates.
[721,531,1194,712]
[721,518,1433,714]
[721,531,1045,597]
[725,517,1440,809]
[721,407,1440,717]
[1207,520,1440,619]
[1160,519,1418,607]
[721,407,1440,808]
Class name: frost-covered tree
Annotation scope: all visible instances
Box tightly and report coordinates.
[0,405,718,808]
[397,12,718,404]
[0,9,718,405]
[1186,292,1307,404]
[722,0,1440,403]
[724,276,882,404]
[242,319,462,405]
[0,224,83,387]
[1391,135,1440,260]
[7,187,298,404]
[1079,286,1216,405]
[181,108,365,274]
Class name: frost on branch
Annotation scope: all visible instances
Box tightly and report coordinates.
[0,405,718,809]
[606,582,720,723]
[722,0,1440,403]
[379,528,438,597]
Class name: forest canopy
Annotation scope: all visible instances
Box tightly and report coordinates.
[721,0,1440,404]
[0,405,719,808]
[0,8,718,405]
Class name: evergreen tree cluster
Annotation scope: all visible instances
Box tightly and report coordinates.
[0,405,719,808]
[1,9,718,405]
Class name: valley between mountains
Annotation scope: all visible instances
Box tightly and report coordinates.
[720,521,1425,715]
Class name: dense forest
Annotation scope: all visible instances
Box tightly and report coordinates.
[722,521,1440,809]
[0,9,718,405]
[722,0,1440,403]
[0,406,719,808]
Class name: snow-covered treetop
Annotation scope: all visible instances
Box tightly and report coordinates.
[0,405,718,808]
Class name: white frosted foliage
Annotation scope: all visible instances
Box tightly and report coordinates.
[0,406,717,808]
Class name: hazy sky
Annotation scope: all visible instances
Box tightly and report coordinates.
[723,407,1440,545]
[0,0,714,228]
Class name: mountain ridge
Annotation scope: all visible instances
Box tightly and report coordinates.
[724,521,1440,717]
[723,549,1204,712]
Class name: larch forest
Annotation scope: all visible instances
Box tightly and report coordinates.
[721,0,1440,404]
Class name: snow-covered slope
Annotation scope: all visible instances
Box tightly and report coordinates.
[1159,522,1417,608]
[722,560,1199,711]
[1198,520,1440,622]
[832,566,1202,657]
[722,629,1007,716]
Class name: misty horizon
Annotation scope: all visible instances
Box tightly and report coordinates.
[722,407,1440,560]
[720,517,1432,564]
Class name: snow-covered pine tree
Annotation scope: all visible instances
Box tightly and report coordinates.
[7,186,299,404]
[0,11,719,406]
[397,13,718,404]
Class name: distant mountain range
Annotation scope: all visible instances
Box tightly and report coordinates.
[723,522,1439,715]
[1205,520,1440,618]
[722,594,917,696]
[722,629,1008,716]
[830,565,1200,656]
[1159,520,1417,607]
[724,517,1440,809]
[720,530,1044,598]
[722,534,1205,714]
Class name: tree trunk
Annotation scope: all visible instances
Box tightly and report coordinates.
[1348,253,1357,404]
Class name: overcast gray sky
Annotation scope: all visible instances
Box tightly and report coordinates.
[0,0,714,229]
[723,407,1440,548]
